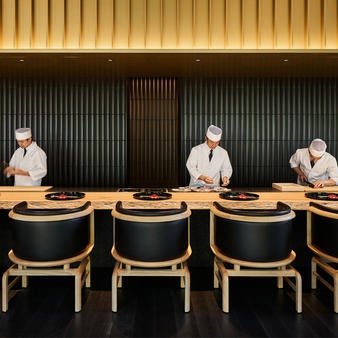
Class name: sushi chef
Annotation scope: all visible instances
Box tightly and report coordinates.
[186,124,232,187]
[3,128,47,186]
[289,138,338,188]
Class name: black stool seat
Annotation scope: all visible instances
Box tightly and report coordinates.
[212,201,295,262]
[307,202,338,312]
[111,201,192,312]
[9,201,92,261]
[113,201,190,262]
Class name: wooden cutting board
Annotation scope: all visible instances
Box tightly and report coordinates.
[272,183,305,191]
[273,182,338,192]
[0,186,53,191]
[304,186,338,192]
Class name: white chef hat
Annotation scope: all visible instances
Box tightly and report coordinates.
[15,128,32,140]
[309,138,327,157]
[206,125,222,142]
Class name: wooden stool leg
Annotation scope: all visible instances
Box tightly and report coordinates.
[277,266,284,288]
[85,257,91,288]
[2,269,9,312]
[334,273,338,313]
[311,258,317,289]
[180,263,185,288]
[213,258,219,288]
[295,269,302,313]
[112,263,119,312]
[74,272,82,312]
[217,263,229,312]
[184,263,190,312]
[18,265,28,288]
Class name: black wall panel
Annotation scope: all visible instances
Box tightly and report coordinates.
[128,78,179,188]
[180,78,337,187]
[0,77,127,187]
[0,76,336,188]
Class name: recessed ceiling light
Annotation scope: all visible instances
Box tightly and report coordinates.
[64,55,79,59]
[283,58,289,62]
[108,59,113,62]
[195,58,201,62]
[18,59,24,62]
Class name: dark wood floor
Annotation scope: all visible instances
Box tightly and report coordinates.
[1,267,338,338]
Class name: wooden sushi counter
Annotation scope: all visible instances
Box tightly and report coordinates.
[0,186,338,210]
[0,185,337,270]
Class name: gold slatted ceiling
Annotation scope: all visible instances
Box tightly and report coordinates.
[0,0,337,49]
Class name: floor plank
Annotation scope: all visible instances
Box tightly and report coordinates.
[1,268,338,337]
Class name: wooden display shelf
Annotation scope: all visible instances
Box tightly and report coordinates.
[0,186,53,192]
[0,189,338,211]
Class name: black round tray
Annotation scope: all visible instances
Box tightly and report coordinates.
[133,191,172,201]
[219,192,259,201]
[45,192,86,201]
[305,192,338,201]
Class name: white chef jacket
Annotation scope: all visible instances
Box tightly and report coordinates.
[9,141,47,186]
[186,142,233,187]
[289,148,338,185]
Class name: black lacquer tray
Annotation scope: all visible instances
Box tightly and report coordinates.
[133,191,172,200]
[305,192,338,201]
[45,192,86,200]
[219,191,259,201]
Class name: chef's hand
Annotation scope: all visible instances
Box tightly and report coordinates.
[222,176,230,187]
[3,167,29,177]
[3,166,15,177]
[199,175,214,184]
[299,173,307,182]
[312,180,325,188]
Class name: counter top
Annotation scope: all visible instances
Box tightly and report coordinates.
[1,188,338,210]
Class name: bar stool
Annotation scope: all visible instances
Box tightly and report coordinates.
[307,201,338,312]
[2,201,94,312]
[210,201,302,313]
[111,201,191,312]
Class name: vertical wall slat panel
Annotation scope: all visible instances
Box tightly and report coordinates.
[65,0,81,48]
[323,0,337,48]
[194,0,209,48]
[307,0,322,48]
[258,0,274,48]
[180,77,338,187]
[128,78,178,187]
[113,0,130,48]
[1,0,16,48]
[209,0,225,48]
[274,0,290,48]
[178,0,194,48]
[161,0,177,48]
[17,0,32,48]
[129,0,146,48]
[242,0,258,48]
[0,77,127,187]
[81,0,97,48]
[49,0,65,48]
[226,0,242,48]
[0,0,337,50]
[290,0,306,48]
[96,0,114,48]
[33,0,49,48]
[146,0,162,48]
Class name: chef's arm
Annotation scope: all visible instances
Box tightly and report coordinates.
[313,178,337,187]
[4,167,30,177]
[292,167,307,182]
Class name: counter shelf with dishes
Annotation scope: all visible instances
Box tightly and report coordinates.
[0,187,338,210]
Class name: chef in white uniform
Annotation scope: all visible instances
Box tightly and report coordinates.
[4,128,47,186]
[289,138,338,188]
[186,125,232,187]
